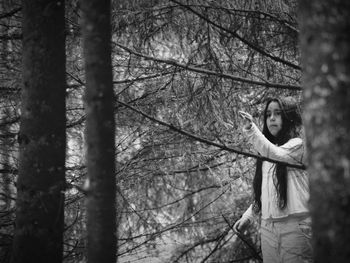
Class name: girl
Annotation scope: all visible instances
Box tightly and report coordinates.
[234,97,312,263]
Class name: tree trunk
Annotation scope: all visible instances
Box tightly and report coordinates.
[299,1,350,262]
[81,1,117,262]
[11,1,66,263]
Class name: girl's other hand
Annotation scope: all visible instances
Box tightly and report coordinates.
[238,110,253,129]
[233,217,251,233]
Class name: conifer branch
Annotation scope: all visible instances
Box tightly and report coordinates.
[117,99,306,170]
[115,43,301,90]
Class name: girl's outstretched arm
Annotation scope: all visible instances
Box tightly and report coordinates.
[244,123,305,165]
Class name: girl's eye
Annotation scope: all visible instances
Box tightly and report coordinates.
[266,111,281,118]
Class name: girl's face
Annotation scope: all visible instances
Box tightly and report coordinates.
[266,101,283,137]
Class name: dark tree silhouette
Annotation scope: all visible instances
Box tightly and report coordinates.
[81,0,117,262]
[10,1,66,263]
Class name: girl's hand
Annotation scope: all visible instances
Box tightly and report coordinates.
[238,110,253,129]
[233,217,251,233]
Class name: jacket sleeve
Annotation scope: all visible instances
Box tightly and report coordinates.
[241,204,255,221]
[243,123,305,165]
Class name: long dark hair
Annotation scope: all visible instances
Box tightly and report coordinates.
[253,96,302,212]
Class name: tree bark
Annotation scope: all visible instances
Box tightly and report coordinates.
[81,0,117,262]
[11,1,66,263]
[299,1,350,262]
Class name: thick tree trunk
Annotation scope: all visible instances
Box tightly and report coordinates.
[299,1,350,262]
[81,1,117,262]
[11,1,66,263]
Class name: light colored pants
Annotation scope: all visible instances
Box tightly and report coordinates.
[260,216,313,263]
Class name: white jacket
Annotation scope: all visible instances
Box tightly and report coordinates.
[241,123,310,221]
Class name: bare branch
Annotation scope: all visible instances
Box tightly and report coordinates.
[0,7,21,20]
